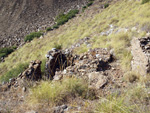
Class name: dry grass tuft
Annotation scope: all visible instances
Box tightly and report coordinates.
[28,77,89,106]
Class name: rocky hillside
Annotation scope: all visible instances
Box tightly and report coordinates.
[1,0,150,112]
[0,0,87,48]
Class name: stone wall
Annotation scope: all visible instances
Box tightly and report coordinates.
[131,37,150,76]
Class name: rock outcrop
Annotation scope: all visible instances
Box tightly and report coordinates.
[45,48,74,79]
[19,60,42,80]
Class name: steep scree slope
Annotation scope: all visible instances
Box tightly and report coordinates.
[0,0,87,48]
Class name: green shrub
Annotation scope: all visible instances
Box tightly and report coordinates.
[53,24,59,29]
[46,27,53,32]
[87,2,93,7]
[54,43,62,50]
[0,46,17,58]
[82,6,87,12]
[0,63,28,82]
[29,77,88,105]
[141,0,150,4]
[104,3,109,8]
[24,32,43,42]
[83,6,87,9]
[55,10,79,26]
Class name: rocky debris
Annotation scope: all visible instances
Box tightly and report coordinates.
[131,37,150,75]
[69,37,91,50]
[0,46,125,112]
[45,48,115,91]
[44,47,115,90]
[139,37,150,55]
[52,105,68,113]
[0,60,42,91]
[0,60,42,112]
[61,48,113,78]
[0,57,5,62]
[45,48,74,80]
[19,60,42,80]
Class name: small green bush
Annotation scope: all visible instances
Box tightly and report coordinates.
[53,24,59,29]
[104,3,109,8]
[55,10,79,26]
[54,43,62,50]
[46,27,53,32]
[24,32,43,42]
[0,63,28,82]
[82,6,87,12]
[141,0,150,4]
[83,6,87,9]
[87,2,93,7]
[0,46,17,58]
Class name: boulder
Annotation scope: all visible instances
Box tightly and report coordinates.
[88,72,108,89]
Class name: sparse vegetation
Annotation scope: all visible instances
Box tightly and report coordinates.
[96,95,132,113]
[141,0,150,4]
[24,32,43,42]
[123,71,141,83]
[0,63,28,82]
[87,2,93,7]
[29,77,88,105]
[82,6,87,12]
[55,9,79,26]
[53,24,59,29]
[104,3,109,8]
[54,43,62,50]
[46,27,53,32]
[1,0,150,84]
[2,0,150,112]
[41,59,46,75]
[0,46,17,59]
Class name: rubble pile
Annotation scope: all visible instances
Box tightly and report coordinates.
[45,48,115,90]
[1,60,42,91]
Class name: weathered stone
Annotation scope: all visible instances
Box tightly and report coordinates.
[45,49,74,80]
[131,37,150,75]
[53,105,68,113]
[88,72,108,89]
[20,60,42,80]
